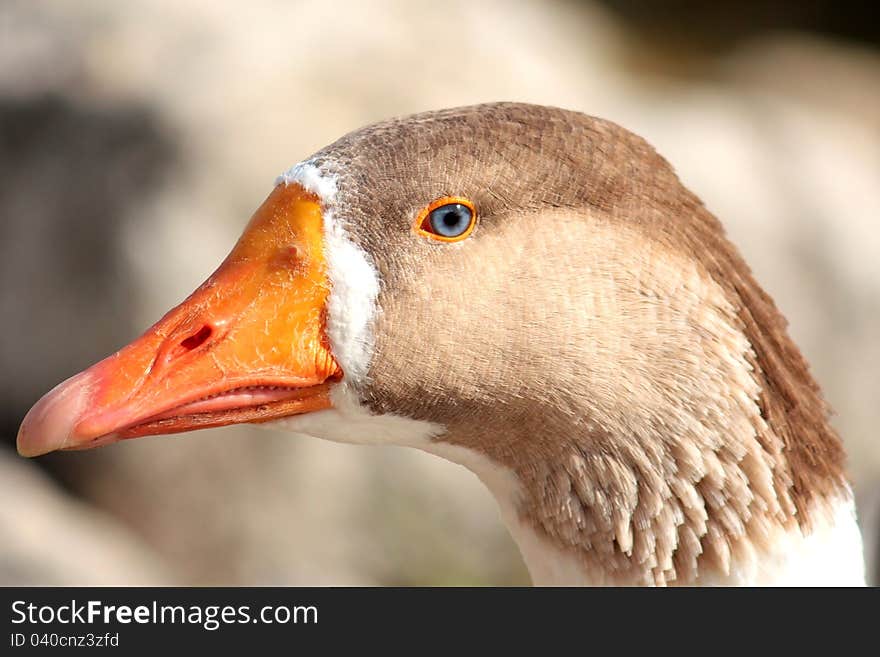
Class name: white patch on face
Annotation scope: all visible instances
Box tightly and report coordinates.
[276,160,377,390]
[276,161,338,202]
[321,211,379,388]
[274,160,425,446]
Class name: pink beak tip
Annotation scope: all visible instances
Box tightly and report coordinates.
[17,371,94,458]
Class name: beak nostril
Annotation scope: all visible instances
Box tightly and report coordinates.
[165,324,214,363]
[178,325,213,352]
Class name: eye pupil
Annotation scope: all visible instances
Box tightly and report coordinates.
[428,203,473,238]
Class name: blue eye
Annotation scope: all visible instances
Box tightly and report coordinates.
[428,203,473,238]
[414,197,477,242]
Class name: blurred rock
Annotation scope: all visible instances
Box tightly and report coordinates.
[0,449,169,585]
[0,93,175,441]
[596,0,880,52]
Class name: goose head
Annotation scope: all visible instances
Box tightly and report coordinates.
[17,103,864,585]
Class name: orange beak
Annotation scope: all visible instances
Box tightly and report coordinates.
[17,183,341,457]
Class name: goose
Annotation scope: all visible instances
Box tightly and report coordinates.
[17,102,865,586]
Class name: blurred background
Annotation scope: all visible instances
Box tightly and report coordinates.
[1,0,878,586]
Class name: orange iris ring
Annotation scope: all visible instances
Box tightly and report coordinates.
[413,196,478,242]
